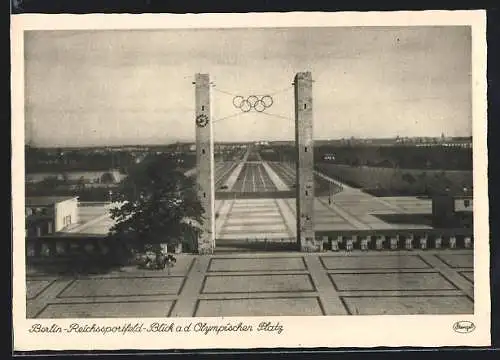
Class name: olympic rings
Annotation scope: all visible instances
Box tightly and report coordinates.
[261,95,273,107]
[240,100,251,112]
[232,96,244,108]
[247,95,259,107]
[232,95,274,112]
[253,100,264,112]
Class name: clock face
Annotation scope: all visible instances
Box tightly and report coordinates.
[196,114,209,128]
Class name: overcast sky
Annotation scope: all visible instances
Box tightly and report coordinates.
[25,26,472,147]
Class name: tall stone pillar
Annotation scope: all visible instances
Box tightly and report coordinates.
[195,73,215,254]
[432,195,456,228]
[294,72,320,251]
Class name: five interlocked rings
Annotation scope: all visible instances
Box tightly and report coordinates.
[232,95,274,113]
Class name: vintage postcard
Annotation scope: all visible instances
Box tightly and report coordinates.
[11,11,490,350]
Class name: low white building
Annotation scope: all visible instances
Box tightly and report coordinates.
[25,196,79,237]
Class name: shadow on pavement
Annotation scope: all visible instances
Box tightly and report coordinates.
[373,212,473,228]
[372,213,433,226]
[27,256,132,276]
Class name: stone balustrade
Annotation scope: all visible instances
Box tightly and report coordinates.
[26,228,474,260]
[320,229,473,252]
[26,235,115,260]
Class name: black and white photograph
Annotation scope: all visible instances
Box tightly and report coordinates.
[12,11,490,350]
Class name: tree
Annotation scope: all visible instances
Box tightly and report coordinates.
[401,173,416,185]
[39,175,62,190]
[107,154,204,254]
[424,172,454,196]
[76,176,86,192]
[101,172,115,184]
[61,172,69,183]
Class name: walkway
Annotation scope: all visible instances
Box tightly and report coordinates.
[278,164,432,231]
[261,162,290,191]
[27,250,474,318]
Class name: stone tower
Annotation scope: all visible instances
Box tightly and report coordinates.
[194,73,215,254]
[294,72,320,251]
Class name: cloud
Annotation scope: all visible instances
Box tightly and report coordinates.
[24,27,472,146]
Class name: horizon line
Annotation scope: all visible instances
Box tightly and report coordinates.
[25,135,473,149]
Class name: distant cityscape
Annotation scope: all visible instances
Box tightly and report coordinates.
[26,134,472,152]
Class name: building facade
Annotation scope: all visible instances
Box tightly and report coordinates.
[25,196,79,237]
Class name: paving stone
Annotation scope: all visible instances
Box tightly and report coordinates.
[329,272,457,291]
[228,211,284,218]
[459,271,474,283]
[225,218,285,225]
[195,297,324,316]
[436,254,474,268]
[37,300,175,318]
[59,277,185,298]
[27,279,55,299]
[202,274,315,293]
[223,224,288,232]
[208,257,306,272]
[321,255,430,270]
[217,233,292,240]
[341,295,473,315]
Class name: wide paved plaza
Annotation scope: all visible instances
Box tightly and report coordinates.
[31,151,473,318]
[27,250,473,318]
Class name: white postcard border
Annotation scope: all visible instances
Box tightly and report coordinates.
[11,10,490,350]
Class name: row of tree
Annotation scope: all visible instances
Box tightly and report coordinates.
[258,144,472,171]
[25,146,136,173]
[315,145,472,171]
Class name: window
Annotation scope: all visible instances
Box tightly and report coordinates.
[27,244,35,257]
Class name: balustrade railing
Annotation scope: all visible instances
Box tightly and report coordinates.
[26,227,473,261]
[317,228,473,251]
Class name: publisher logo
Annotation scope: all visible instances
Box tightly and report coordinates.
[453,321,475,333]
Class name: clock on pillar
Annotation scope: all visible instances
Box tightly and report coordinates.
[196,114,209,128]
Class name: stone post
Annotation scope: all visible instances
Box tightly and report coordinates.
[405,234,414,250]
[434,236,442,249]
[419,234,428,250]
[449,235,457,249]
[375,235,385,250]
[195,73,215,254]
[464,236,472,249]
[360,236,370,251]
[294,72,318,252]
[390,235,399,250]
